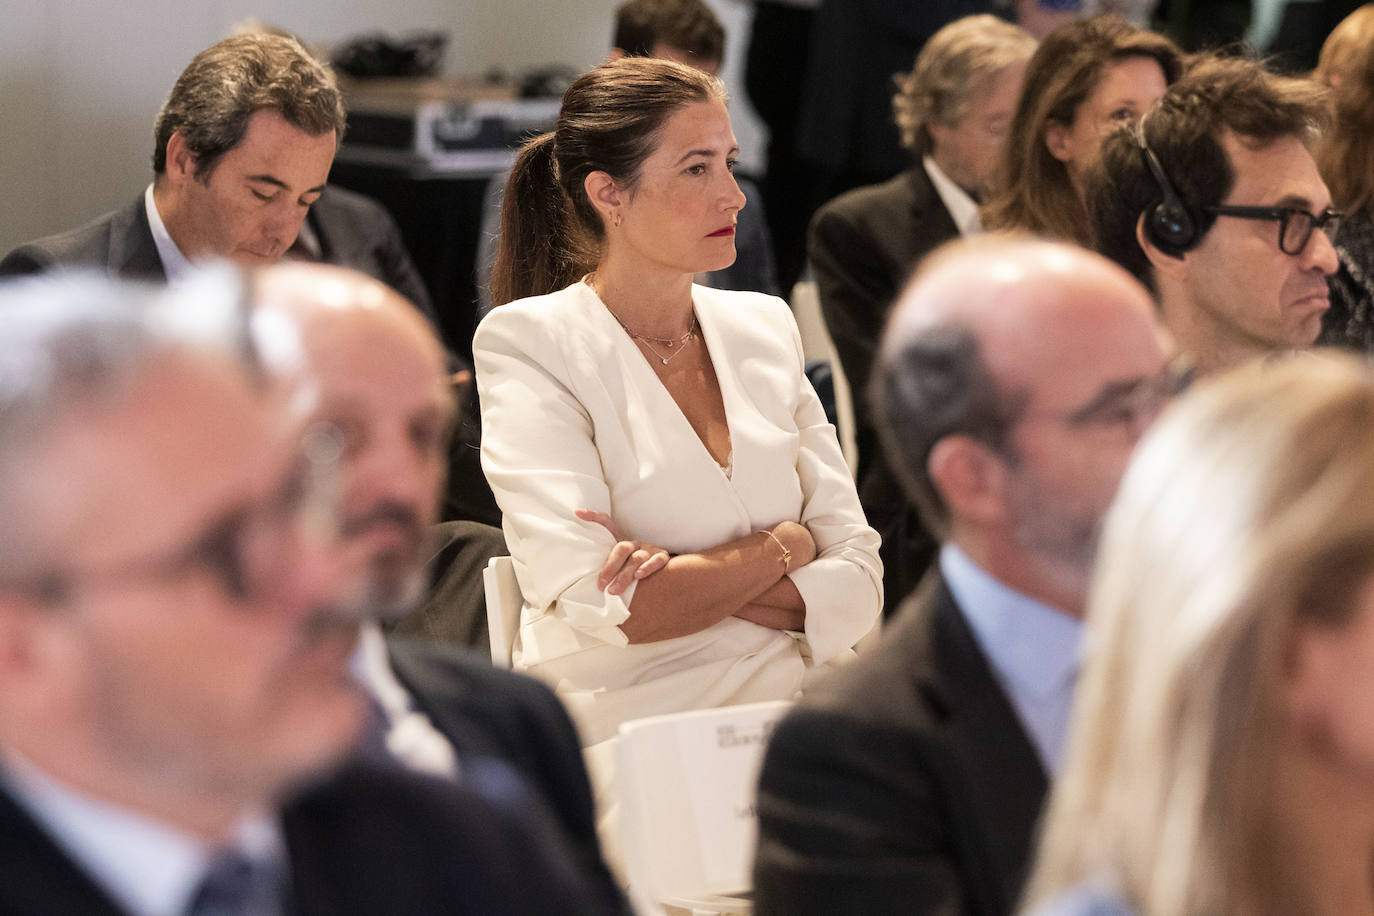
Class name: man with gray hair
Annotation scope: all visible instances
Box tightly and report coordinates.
[808,14,1036,615]
[0,271,605,915]
[755,236,1173,916]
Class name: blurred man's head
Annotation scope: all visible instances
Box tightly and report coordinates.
[892,14,1036,197]
[1088,54,1335,374]
[873,236,1171,615]
[152,34,345,266]
[252,263,454,618]
[611,0,726,76]
[0,271,362,839]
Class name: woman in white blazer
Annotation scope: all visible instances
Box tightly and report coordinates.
[474,58,882,756]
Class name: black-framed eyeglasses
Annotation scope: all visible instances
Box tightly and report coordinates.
[1203,205,1343,256]
[2,422,343,606]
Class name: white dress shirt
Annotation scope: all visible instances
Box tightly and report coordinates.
[143,184,196,284]
[351,623,459,779]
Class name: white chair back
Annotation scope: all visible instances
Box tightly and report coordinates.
[482,556,522,668]
[616,699,793,915]
[790,279,859,474]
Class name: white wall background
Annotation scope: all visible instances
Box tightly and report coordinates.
[0,0,764,256]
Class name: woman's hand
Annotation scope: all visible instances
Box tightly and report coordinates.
[576,508,671,596]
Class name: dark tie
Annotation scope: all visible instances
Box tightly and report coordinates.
[184,850,283,916]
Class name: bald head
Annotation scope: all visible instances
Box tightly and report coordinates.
[874,236,1170,613]
[252,263,453,616]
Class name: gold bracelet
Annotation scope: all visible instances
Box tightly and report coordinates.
[763,529,791,572]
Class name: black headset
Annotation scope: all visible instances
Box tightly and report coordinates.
[1136,112,1198,256]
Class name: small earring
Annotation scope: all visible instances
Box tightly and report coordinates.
[612,211,622,228]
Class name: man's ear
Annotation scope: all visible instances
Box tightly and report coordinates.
[928,434,1009,527]
[583,170,623,225]
[164,130,198,185]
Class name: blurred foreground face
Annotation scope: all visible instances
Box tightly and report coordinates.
[1290,574,1374,780]
[22,351,364,800]
[257,266,454,618]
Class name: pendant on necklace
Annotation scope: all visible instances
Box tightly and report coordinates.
[660,357,668,365]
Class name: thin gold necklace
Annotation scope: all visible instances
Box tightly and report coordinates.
[588,274,699,366]
[614,314,699,365]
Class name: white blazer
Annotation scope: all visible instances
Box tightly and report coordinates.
[474,280,882,746]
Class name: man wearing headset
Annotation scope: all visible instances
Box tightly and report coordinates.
[1087,53,1337,376]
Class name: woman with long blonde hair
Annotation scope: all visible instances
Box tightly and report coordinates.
[1025,354,1374,916]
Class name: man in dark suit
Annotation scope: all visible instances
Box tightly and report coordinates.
[754,237,1173,916]
[0,272,602,915]
[0,33,437,327]
[809,15,1034,614]
[252,262,625,911]
[0,33,341,281]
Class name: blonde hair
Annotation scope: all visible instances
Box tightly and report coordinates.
[891,15,1036,154]
[1314,4,1374,216]
[1025,354,1374,916]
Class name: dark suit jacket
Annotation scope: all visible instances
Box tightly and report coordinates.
[0,760,606,916]
[385,637,624,914]
[809,165,959,613]
[299,185,437,325]
[753,575,1048,916]
[0,188,439,331]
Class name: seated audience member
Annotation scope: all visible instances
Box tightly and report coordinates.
[0,272,604,916]
[1024,354,1374,916]
[981,16,1182,245]
[809,14,1035,614]
[474,0,777,318]
[249,262,625,912]
[1313,4,1374,351]
[0,33,436,325]
[1088,53,1337,375]
[754,236,1172,916]
[478,57,881,862]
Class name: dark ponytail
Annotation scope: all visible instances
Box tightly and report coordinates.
[488,57,724,305]
[490,133,596,306]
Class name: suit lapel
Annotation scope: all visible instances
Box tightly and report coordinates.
[916,579,1050,913]
[905,164,961,254]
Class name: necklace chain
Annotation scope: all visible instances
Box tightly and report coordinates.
[588,275,699,367]
[610,313,699,366]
